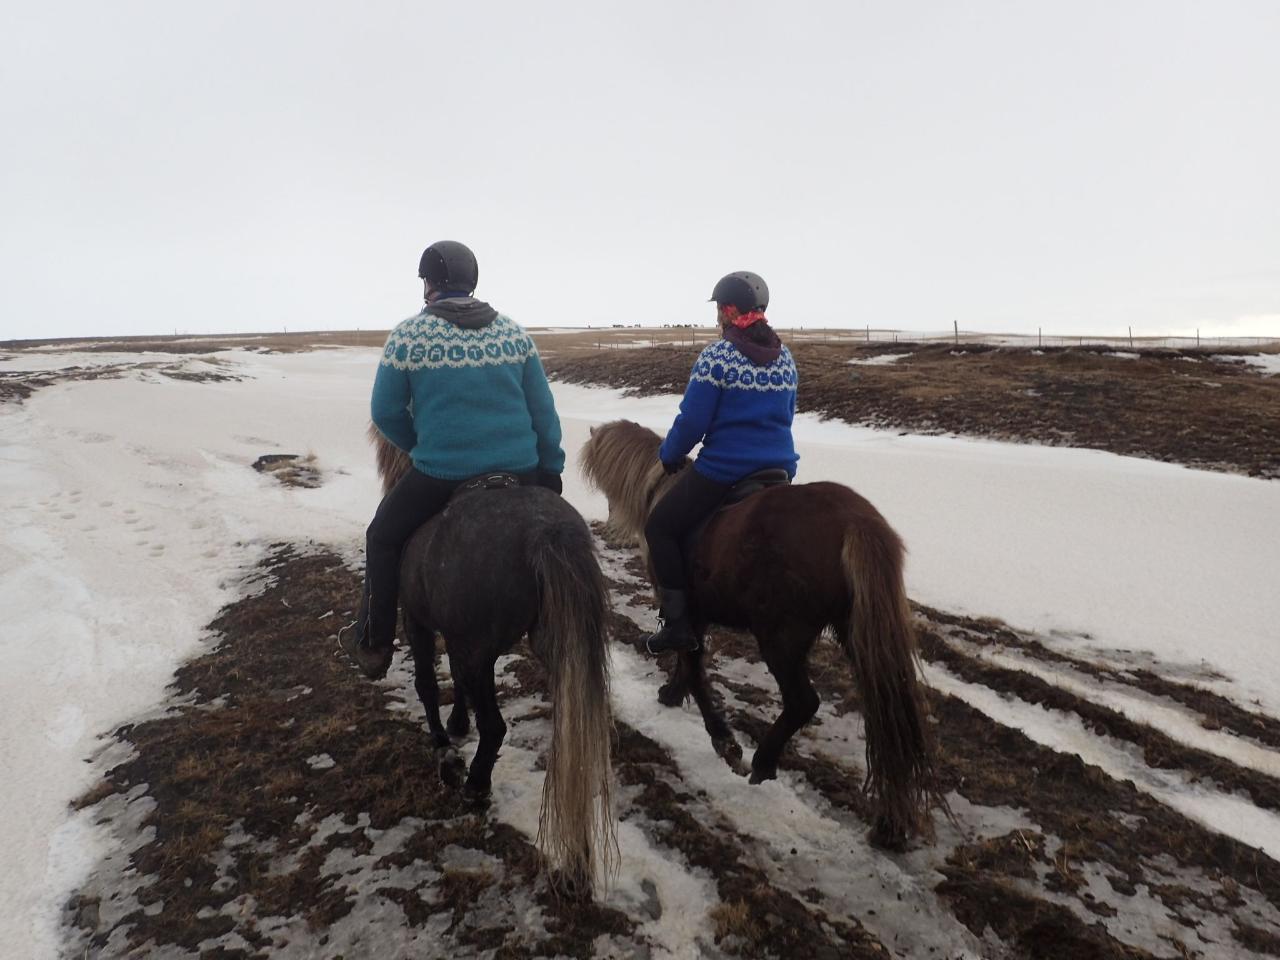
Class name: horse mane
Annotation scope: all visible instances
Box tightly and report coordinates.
[367,422,412,496]
[579,420,679,544]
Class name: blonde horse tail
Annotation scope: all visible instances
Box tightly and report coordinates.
[530,521,618,896]
[367,422,412,496]
[840,514,942,847]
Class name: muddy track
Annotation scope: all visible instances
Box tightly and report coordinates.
[65,541,1280,958]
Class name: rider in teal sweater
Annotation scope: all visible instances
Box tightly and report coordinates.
[340,241,565,679]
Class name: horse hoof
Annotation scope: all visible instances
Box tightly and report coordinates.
[748,766,776,785]
[447,712,470,738]
[437,749,465,788]
[713,738,747,775]
[463,782,491,807]
[868,817,909,852]
[657,684,684,708]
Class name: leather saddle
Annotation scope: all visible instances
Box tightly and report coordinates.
[449,471,524,502]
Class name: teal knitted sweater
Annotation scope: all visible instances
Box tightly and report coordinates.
[371,304,565,481]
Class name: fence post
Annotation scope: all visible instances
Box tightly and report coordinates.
[953,320,958,345]
[1129,326,1133,349]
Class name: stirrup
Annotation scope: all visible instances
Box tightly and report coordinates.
[644,618,701,655]
[337,620,393,679]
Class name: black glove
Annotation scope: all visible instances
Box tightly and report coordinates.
[536,470,563,495]
[662,459,686,476]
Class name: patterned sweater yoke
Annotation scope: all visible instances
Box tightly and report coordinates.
[658,338,800,484]
[381,312,537,370]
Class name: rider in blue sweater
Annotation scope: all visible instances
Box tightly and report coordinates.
[340,241,565,679]
[644,271,799,654]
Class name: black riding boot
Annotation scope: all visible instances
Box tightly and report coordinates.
[645,588,700,654]
[338,580,394,680]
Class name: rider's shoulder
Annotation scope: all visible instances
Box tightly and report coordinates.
[388,308,437,336]
[700,339,736,361]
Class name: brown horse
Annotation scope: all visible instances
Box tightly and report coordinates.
[370,426,617,895]
[581,419,941,846]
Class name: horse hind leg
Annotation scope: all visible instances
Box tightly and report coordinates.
[749,628,821,784]
[445,653,471,738]
[459,662,506,805]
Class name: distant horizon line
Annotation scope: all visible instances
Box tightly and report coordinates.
[4,323,1278,350]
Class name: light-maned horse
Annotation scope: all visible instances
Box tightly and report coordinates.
[581,419,941,846]
[370,426,617,895]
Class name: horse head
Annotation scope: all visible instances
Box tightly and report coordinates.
[579,420,676,545]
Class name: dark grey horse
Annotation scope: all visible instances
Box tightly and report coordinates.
[370,427,617,896]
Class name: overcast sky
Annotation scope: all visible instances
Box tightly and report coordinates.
[2,1,1277,341]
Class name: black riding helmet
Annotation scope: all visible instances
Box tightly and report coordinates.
[418,240,479,294]
[709,271,769,313]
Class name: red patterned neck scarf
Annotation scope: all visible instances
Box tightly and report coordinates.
[721,305,768,329]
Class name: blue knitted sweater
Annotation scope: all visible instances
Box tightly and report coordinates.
[371,305,565,481]
[659,338,799,484]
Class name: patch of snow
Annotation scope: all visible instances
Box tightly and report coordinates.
[1244,353,1280,376]
[847,352,911,366]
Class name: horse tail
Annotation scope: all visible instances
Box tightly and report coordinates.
[530,519,618,896]
[366,422,412,496]
[840,514,942,846]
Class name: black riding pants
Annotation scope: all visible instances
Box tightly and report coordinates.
[362,468,460,648]
[643,467,731,590]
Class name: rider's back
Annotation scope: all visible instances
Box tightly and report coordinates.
[371,298,563,481]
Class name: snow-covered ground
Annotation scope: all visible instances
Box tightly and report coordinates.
[3,345,1279,957]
